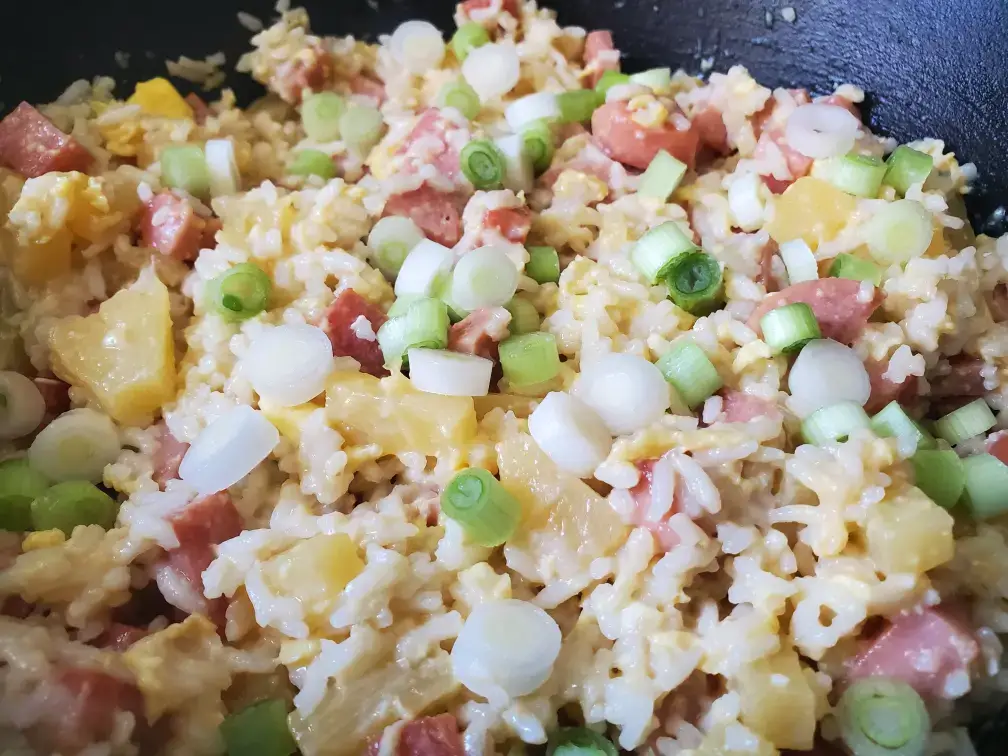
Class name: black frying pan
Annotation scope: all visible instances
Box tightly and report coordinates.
[3,0,1008,749]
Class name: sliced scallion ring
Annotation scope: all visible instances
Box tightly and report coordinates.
[441,467,520,546]
[437,80,481,121]
[778,239,819,284]
[525,246,560,284]
[300,92,346,142]
[656,341,723,410]
[934,398,995,446]
[759,302,822,354]
[0,459,49,532]
[499,332,561,388]
[520,119,555,175]
[376,298,450,369]
[367,216,425,280]
[160,144,211,198]
[31,481,119,535]
[801,401,871,445]
[28,408,121,484]
[664,251,724,316]
[829,253,883,285]
[638,149,688,202]
[504,296,541,335]
[630,221,696,285]
[556,89,601,124]
[836,677,930,756]
[883,145,934,196]
[460,139,506,190]
[205,262,271,322]
[911,448,965,510]
[962,453,1008,520]
[814,152,887,198]
[870,401,936,454]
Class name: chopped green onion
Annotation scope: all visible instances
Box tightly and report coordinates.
[863,199,934,266]
[460,139,506,190]
[664,251,724,316]
[339,104,385,151]
[829,253,883,285]
[300,92,346,142]
[451,22,491,61]
[836,678,930,756]
[505,296,541,335]
[287,149,336,179]
[547,727,618,756]
[630,221,696,284]
[802,401,872,445]
[441,467,520,546]
[594,70,630,96]
[520,120,555,175]
[499,332,561,388]
[934,398,995,446]
[28,408,121,484]
[30,481,118,536]
[160,145,211,198]
[778,239,819,284]
[556,89,601,124]
[206,263,271,322]
[912,449,965,510]
[220,698,297,756]
[883,145,934,196]
[437,277,470,323]
[629,67,672,94]
[525,246,560,284]
[815,152,887,198]
[449,245,520,311]
[376,297,450,369]
[656,341,723,410]
[638,150,688,202]
[870,401,936,453]
[0,459,49,532]
[367,216,425,279]
[759,302,821,354]
[962,454,1008,520]
[387,295,421,318]
[437,80,481,121]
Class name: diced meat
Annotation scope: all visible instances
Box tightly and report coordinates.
[320,289,388,377]
[448,307,511,361]
[347,75,387,104]
[43,667,144,752]
[756,238,780,292]
[484,206,531,243]
[1,596,33,619]
[583,31,620,88]
[692,105,730,155]
[628,457,682,551]
[95,622,149,652]
[928,356,988,398]
[152,422,190,490]
[365,714,464,756]
[0,102,93,178]
[591,101,700,171]
[751,88,811,139]
[271,44,335,104]
[461,0,520,18]
[986,431,1008,467]
[139,192,218,262]
[383,185,464,247]
[987,283,1008,322]
[753,128,814,191]
[399,109,462,182]
[32,376,70,428]
[747,278,883,345]
[185,93,211,124]
[720,390,776,423]
[864,360,919,415]
[814,94,862,121]
[846,607,979,698]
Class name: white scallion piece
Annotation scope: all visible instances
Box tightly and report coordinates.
[787,339,871,418]
[494,134,533,194]
[504,92,560,131]
[179,405,279,496]
[390,20,446,75]
[451,599,562,702]
[243,324,334,407]
[571,353,671,435]
[0,372,45,441]
[28,408,121,483]
[779,239,819,284]
[394,239,455,298]
[462,42,521,102]
[449,245,520,311]
[367,216,426,280]
[727,172,765,231]
[204,138,240,197]
[527,391,613,477]
[785,103,861,159]
[408,348,494,396]
[862,198,934,265]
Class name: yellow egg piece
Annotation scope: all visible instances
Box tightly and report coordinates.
[127,78,194,120]
[22,529,67,552]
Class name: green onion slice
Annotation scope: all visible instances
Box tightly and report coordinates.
[441,467,520,546]
[630,221,697,285]
[525,246,560,284]
[934,398,995,446]
[339,104,385,151]
[829,253,883,285]
[367,216,425,280]
[870,401,936,454]
[547,727,618,756]
[520,119,555,175]
[837,678,930,756]
[460,139,506,190]
[288,149,337,179]
[911,448,965,510]
[883,145,934,196]
[656,341,723,410]
[160,144,211,198]
[206,263,272,322]
[759,302,821,354]
[962,453,1008,520]
[638,149,688,203]
[665,251,724,316]
[220,698,297,756]
[505,296,541,335]
[815,152,887,198]
[438,80,481,121]
[376,297,450,369]
[498,332,561,388]
[629,67,672,94]
[802,401,872,445]
[594,70,631,96]
[0,459,49,532]
[451,22,491,62]
[30,481,119,536]
[863,199,934,266]
[300,92,346,142]
[556,89,601,124]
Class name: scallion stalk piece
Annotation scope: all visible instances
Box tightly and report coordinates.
[449,246,520,310]
[630,221,696,284]
[665,251,724,316]
[829,253,883,285]
[656,341,723,410]
[629,67,672,94]
[911,449,965,510]
[638,149,688,202]
[802,401,871,445]
[547,727,619,756]
[525,246,560,284]
[451,22,491,62]
[367,216,425,280]
[499,332,561,388]
[441,467,520,546]
[287,149,336,179]
[836,678,930,756]
[206,263,272,322]
[437,80,481,120]
[300,92,346,142]
[520,119,555,175]
[815,152,887,198]
[0,459,49,532]
[594,70,630,96]
[339,104,385,151]
[376,297,450,369]
[863,199,934,266]
[556,89,601,124]
[962,453,1008,520]
[778,239,819,284]
[870,401,936,454]
[220,698,297,756]
[934,398,996,446]
[760,302,821,354]
[883,145,934,196]
[30,481,118,535]
[160,144,211,198]
[460,139,506,190]
[505,296,541,335]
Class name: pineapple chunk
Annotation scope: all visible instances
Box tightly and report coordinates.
[735,649,816,750]
[689,725,776,756]
[127,78,194,120]
[326,372,477,456]
[259,400,319,444]
[50,267,176,426]
[767,177,857,248]
[497,431,627,575]
[473,393,537,420]
[865,488,954,575]
[13,231,72,286]
[261,534,363,620]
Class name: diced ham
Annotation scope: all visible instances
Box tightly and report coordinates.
[591,101,700,171]
[271,44,335,104]
[1,596,33,619]
[864,359,919,415]
[32,376,70,428]
[348,75,387,104]
[928,356,988,398]
[185,93,211,125]
[846,607,979,699]
[583,30,620,88]
[399,108,462,182]
[754,127,814,192]
[628,457,683,551]
[756,238,780,292]
[461,0,520,18]
[484,206,531,243]
[986,431,1008,467]
[747,278,883,345]
[365,714,464,756]
[43,667,144,752]
[720,390,776,423]
[988,283,1008,322]
[692,105,730,155]
[152,423,190,490]
[751,88,811,140]
[447,307,511,361]
[0,102,93,178]
[383,185,465,247]
[320,289,388,377]
[96,622,149,652]
[139,191,218,262]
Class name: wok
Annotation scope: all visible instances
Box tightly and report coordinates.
[2,0,1008,749]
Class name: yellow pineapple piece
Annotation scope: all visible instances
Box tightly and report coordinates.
[735,649,816,750]
[13,231,72,286]
[473,393,537,420]
[865,487,954,575]
[767,177,857,248]
[50,267,176,426]
[262,534,364,621]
